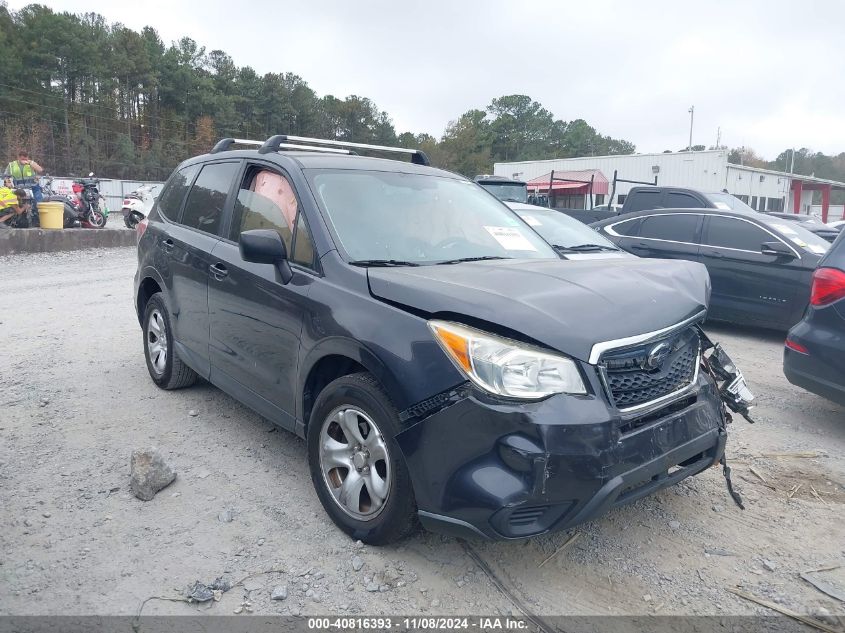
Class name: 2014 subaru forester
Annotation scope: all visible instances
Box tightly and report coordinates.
[134,135,750,544]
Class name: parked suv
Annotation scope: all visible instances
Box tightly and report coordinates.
[784,231,845,406]
[135,135,740,544]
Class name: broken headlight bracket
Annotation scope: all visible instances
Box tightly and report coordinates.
[697,326,756,510]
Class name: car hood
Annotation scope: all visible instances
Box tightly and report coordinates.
[367,258,709,363]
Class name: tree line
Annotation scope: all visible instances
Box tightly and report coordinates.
[0,4,635,181]
[1,3,843,201]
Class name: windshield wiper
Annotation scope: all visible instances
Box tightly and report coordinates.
[553,243,619,253]
[436,255,512,265]
[348,259,421,267]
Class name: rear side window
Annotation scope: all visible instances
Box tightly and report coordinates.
[156,164,199,220]
[664,192,701,208]
[624,190,662,212]
[181,162,240,236]
[704,216,770,251]
[639,214,700,242]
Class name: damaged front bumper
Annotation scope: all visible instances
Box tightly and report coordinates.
[395,372,726,540]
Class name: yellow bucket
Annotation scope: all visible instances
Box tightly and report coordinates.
[38,201,65,230]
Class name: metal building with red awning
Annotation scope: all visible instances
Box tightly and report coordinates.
[525,170,609,209]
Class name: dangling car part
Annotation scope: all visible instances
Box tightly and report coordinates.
[699,328,755,509]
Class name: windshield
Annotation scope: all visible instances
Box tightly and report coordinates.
[707,192,756,213]
[308,170,556,264]
[478,182,529,204]
[513,208,618,249]
[763,219,831,255]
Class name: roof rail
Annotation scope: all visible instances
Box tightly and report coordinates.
[210,138,354,155]
[211,135,430,165]
[259,135,431,165]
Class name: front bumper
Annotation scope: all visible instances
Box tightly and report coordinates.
[396,373,725,540]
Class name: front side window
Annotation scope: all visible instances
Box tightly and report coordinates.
[664,192,701,208]
[307,170,556,264]
[624,190,662,212]
[639,214,700,242]
[157,163,199,220]
[181,162,240,235]
[704,216,770,251]
[230,165,315,267]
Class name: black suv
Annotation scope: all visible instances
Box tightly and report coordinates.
[784,231,845,406]
[134,135,736,544]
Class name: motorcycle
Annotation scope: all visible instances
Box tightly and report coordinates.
[122,184,158,229]
[71,173,108,228]
[39,175,84,228]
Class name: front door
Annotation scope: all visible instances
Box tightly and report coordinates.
[207,162,318,429]
[700,215,800,327]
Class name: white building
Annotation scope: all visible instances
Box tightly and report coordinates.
[495,150,845,222]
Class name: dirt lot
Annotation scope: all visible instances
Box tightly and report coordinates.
[1,247,843,624]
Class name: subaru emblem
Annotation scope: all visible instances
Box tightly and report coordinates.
[644,342,671,371]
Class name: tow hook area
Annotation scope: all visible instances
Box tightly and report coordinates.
[698,327,756,509]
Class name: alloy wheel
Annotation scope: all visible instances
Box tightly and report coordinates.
[146,309,168,375]
[318,406,391,521]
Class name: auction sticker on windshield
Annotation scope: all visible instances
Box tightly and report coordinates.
[484,226,538,251]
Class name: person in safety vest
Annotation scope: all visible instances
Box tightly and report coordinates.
[0,186,29,228]
[4,150,43,184]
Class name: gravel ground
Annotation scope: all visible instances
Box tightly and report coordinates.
[1,247,843,622]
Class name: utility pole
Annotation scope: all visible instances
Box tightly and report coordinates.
[688,105,695,150]
[715,126,721,149]
[789,147,795,173]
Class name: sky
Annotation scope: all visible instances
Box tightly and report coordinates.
[9,0,845,159]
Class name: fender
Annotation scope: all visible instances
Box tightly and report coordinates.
[297,335,402,426]
[135,265,170,322]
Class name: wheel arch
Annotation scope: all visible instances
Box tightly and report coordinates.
[299,339,402,435]
[136,269,166,325]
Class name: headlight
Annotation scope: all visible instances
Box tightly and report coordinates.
[428,320,586,399]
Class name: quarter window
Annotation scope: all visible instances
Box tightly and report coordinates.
[181,162,240,235]
[704,216,770,251]
[156,164,199,221]
[611,217,641,236]
[639,214,700,242]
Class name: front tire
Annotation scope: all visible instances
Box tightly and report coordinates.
[307,373,418,545]
[142,293,198,390]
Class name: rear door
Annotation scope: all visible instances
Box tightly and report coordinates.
[700,214,802,327]
[207,161,318,430]
[164,160,241,374]
[625,212,703,262]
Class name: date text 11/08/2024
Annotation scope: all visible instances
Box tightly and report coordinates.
[307,617,529,630]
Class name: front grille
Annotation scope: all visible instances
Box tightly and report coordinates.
[600,326,700,410]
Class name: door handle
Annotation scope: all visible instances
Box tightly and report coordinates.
[209,263,229,280]
[161,238,174,253]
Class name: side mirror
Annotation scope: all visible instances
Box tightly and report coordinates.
[239,229,293,284]
[761,241,795,259]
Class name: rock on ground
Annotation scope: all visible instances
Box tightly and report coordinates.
[129,448,176,501]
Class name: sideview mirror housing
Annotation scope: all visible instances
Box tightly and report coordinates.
[761,241,796,259]
[240,229,293,284]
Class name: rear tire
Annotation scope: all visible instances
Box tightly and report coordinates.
[307,372,418,545]
[142,293,198,390]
